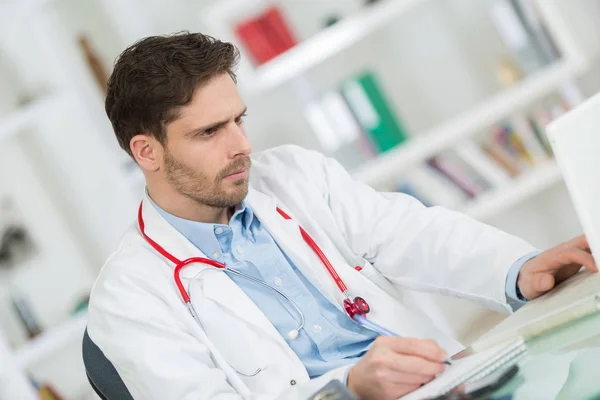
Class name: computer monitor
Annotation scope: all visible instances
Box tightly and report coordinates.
[546,91,600,260]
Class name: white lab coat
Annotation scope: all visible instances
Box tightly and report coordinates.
[87,145,536,400]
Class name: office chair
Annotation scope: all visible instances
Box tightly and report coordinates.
[82,328,133,400]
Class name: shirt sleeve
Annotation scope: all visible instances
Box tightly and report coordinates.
[505,251,541,311]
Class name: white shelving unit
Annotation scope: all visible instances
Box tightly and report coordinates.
[0,94,95,398]
[350,59,585,188]
[15,311,89,369]
[461,161,562,220]
[204,0,592,224]
[206,0,426,95]
[0,95,64,142]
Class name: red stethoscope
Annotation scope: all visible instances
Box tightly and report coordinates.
[138,202,399,339]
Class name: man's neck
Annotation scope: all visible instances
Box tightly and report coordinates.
[147,187,233,225]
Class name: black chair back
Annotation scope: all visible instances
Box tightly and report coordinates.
[82,328,133,400]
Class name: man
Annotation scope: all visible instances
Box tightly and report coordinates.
[88,32,596,400]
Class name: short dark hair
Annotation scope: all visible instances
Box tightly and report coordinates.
[105,32,240,158]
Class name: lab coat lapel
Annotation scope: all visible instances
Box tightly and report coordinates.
[245,189,340,308]
[139,194,287,345]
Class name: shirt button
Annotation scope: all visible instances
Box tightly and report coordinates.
[273,277,282,287]
[312,324,322,333]
[236,246,244,254]
[211,252,219,259]
[290,379,296,386]
[215,227,223,234]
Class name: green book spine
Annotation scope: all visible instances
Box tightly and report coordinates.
[340,71,408,153]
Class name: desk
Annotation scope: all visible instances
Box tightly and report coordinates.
[489,312,600,399]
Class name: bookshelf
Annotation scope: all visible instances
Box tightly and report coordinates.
[15,311,88,369]
[215,0,426,95]
[350,60,584,188]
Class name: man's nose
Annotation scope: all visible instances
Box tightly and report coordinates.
[227,122,252,158]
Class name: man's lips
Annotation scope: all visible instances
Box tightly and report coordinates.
[224,168,248,179]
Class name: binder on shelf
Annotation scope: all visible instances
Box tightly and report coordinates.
[234,6,297,66]
[340,71,408,153]
[260,6,297,54]
[235,18,279,65]
[511,0,560,63]
[455,140,512,188]
[304,91,373,169]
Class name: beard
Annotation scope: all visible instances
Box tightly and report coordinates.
[163,150,251,208]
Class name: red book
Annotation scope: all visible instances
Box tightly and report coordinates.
[260,6,297,55]
[234,18,278,65]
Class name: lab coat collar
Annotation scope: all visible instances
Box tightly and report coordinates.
[245,189,341,308]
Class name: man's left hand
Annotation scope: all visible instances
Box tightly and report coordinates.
[518,235,598,300]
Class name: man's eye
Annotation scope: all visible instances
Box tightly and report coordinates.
[235,114,247,124]
[203,127,219,136]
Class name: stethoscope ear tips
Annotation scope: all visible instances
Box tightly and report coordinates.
[287,329,299,340]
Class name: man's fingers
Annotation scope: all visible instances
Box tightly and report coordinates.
[534,273,555,293]
[568,235,590,251]
[558,248,597,272]
[379,337,447,362]
[374,364,438,385]
[391,354,446,377]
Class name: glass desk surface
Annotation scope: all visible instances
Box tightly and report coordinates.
[485,312,600,400]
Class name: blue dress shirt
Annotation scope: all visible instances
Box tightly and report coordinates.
[151,199,377,378]
[150,198,536,379]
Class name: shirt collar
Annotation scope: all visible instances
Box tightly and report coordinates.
[146,191,254,255]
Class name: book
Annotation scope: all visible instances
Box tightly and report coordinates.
[455,140,512,188]
[492,125,533,170]
[509,114,550,165]
[402,165,469,208]
[481,140,522,178]
[528,108,554,156]
[427,154,488,199]
[487,0,547,76]
[340,71,408,153]
[78,35,109,94]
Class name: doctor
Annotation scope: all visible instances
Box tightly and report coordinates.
[88,32,597,400]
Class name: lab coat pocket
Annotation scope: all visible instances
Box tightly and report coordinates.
[191,296,269,378]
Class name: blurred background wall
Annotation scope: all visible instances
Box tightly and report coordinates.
[0,0,599,398]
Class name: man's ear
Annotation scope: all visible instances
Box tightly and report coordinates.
[130,134,162,172]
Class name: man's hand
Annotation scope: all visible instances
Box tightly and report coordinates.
[347,336,447,400]
[518,235,598,300]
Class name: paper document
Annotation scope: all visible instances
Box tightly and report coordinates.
[400,339,526,400]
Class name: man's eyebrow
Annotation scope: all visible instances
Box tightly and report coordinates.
[184,107,248,137]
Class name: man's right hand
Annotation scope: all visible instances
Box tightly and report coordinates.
[347,336,447,400]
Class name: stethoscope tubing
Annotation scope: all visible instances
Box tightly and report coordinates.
[138,201,400,338]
